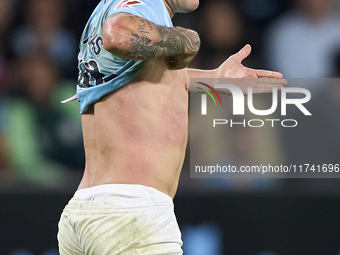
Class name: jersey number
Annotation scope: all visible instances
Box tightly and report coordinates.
[78,60,105,86]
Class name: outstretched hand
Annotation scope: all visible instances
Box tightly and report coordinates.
[215,44,287,94]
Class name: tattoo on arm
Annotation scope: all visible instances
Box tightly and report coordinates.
[125,16,200,60]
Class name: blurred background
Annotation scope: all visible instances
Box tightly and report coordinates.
[1,0,340,254]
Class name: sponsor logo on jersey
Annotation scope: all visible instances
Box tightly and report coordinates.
[115,0,145,10]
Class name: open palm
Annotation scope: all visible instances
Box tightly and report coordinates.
[216,44,287,94]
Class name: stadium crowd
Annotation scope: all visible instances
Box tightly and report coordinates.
[1,0,340,193]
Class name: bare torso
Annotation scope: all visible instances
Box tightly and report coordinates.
[78,57,188,198]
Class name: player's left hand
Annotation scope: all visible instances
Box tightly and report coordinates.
[215,44,287,94]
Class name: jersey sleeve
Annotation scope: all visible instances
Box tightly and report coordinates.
[107,3,144,18]
[106,0,172,27]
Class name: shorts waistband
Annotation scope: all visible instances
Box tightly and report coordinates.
[74,184,172,203]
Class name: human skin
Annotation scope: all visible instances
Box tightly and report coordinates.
[77,0,286,198]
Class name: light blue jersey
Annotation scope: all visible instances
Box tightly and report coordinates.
[70,0,173,114]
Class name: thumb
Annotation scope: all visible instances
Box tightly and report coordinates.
[233,44,252,62]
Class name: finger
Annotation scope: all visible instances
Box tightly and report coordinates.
[257,77,288,86]
[252,85,284,94]
[233,44,252,62]
[263,85,284,93]
[253,83,284,89]
[253,83,286,91]
[255,69,284,78]
[243,78,287,87]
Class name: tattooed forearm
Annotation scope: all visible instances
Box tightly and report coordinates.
[125,16,200,60]
[103,14,200,66]
[127,33,157,59]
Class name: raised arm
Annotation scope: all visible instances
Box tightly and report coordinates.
[102,13,200,69]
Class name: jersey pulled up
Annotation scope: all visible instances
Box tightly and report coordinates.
[74,0,173,114]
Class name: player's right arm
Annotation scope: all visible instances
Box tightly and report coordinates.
[102,13,200,69]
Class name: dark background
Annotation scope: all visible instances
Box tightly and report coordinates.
[1,0,340,254]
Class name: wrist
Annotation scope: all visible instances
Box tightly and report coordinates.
[212,68,220,78]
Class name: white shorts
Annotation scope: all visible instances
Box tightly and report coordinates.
[58,184,183,255]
